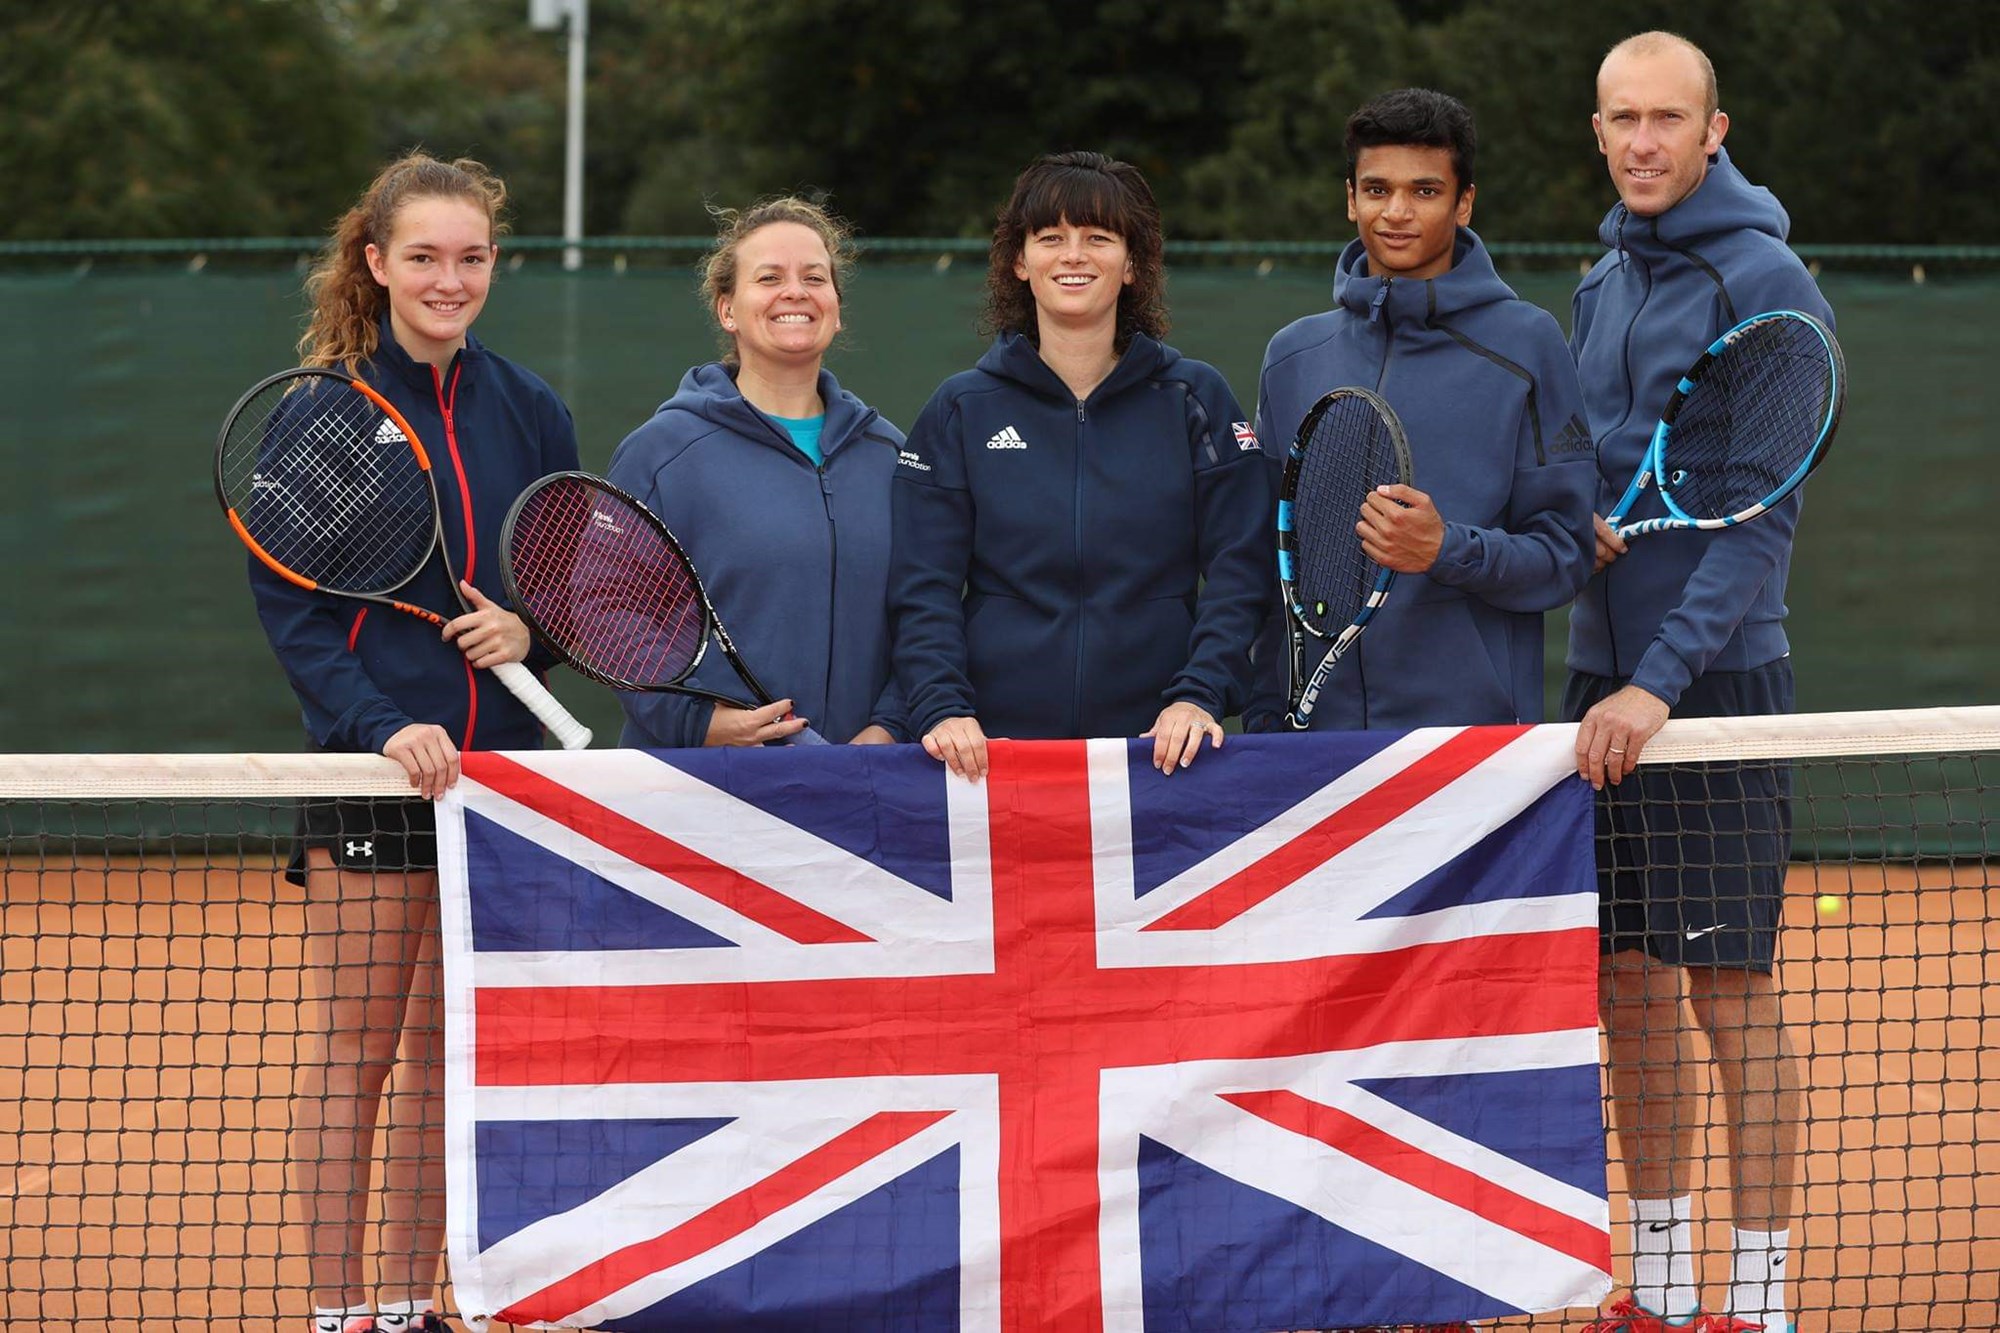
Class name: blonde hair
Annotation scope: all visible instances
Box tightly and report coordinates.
[699,197,854,366]
[298,153,510,371]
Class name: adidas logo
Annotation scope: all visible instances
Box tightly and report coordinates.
[373,418,408,446]
[1550,414,1594,457]
[985,425,1028,450]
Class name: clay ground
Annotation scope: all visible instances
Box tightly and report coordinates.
[2,858,1994,1331]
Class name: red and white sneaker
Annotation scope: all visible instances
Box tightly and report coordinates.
[1581,1295,1759,1332]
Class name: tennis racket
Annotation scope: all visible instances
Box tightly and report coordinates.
[215,367,593,750]
[500,471,826,744]
[1277,386,1414,731]
[1607,309,1844,540]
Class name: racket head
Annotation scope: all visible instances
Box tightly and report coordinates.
[1653,310,1845,526]
[501,472,717,691]
[1277,386,1414,639]
[215,368,441,596]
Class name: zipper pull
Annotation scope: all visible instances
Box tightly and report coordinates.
[1369,280,1390,323]
[1076,399,1086,422]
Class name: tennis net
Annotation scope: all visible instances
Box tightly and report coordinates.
[0,708,1994,1331]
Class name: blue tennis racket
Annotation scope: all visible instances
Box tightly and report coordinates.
[1608,309,1844,540]
[1277,386,1413,730]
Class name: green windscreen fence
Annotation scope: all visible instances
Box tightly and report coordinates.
[1,261,1995,763]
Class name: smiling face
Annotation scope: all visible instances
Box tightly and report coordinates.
[1347,143,1473,281]
[717,221,842,373]
[1012,217,1134,338]
[364,194,495,369]
[1593,44,1728,218]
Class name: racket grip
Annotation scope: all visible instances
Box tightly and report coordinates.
[490,661,593,750]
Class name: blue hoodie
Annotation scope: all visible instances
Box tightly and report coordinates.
[1246,228,1596,731]
[605,364,907,747]
[891,333,1272,740]
[248,322,581,753]
[1567,147,1835,705]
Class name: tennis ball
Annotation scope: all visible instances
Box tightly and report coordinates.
[1815,894,1844,916]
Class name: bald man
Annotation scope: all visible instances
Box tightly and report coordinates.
[1566,31,1833,1333]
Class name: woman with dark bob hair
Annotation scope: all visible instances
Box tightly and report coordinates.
[889,151,1272,779]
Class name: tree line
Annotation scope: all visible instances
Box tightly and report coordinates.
[5,0,1995,246]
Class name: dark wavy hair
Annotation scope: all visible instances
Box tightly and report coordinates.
[981,151,1168,350]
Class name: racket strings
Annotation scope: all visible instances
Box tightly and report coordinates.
[220,378,434,592]
[508,481,707,689]
[1291,401,1401,635]
[1665,319,1834,518]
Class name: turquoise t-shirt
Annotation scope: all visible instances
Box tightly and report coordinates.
[768,413,826,467]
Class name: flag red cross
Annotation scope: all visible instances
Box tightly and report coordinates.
[467,731,1598,1330]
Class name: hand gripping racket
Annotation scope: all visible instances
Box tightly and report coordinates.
[216,367,593,750]
[500,471,826,744]
[1277,386,1414,730]
[1608,309,1845,540]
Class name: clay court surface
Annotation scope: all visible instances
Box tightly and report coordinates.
[2,858,1994,1331]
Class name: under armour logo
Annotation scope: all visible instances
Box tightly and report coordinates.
[345,839,374,858]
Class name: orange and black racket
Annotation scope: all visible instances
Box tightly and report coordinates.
[215,367,592,749]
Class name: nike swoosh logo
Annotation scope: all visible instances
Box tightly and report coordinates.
[1646,1221,1674,1232]
[1684,925,1723,941]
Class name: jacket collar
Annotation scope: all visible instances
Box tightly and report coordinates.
[1331,226,1517,327]
[976,331,1173,403]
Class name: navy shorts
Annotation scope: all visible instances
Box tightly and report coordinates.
[285,795,438,885]
[1564,660,1795,972]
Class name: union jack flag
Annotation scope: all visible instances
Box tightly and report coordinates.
[438,728,1612,1331]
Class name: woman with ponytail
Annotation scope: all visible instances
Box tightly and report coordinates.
[245,152,581,1333]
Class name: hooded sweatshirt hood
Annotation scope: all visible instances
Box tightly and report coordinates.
[656,361,881,462]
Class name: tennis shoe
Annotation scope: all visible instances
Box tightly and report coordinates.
[1581,1296,1761,1332]
[343,1316,452,1333]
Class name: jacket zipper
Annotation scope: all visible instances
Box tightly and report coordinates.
[1602,249,1654,682]
[818,464,838,727]
[432,360,480,748]
[1072,396,1087,739]
[1356,279,1396,728]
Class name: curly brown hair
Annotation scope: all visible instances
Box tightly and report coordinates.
[297,153,509,371]
[981,151,1168,351]
[700,196,856,367]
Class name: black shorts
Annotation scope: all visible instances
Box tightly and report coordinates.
[285,795,438,886]
[1564,660,1795,972]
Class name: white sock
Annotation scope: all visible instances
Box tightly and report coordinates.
[1631,1194,1699,1318]
[373,1297,436,1331]
[1728,1226,1792,1332]
[312,1305,371,1333]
